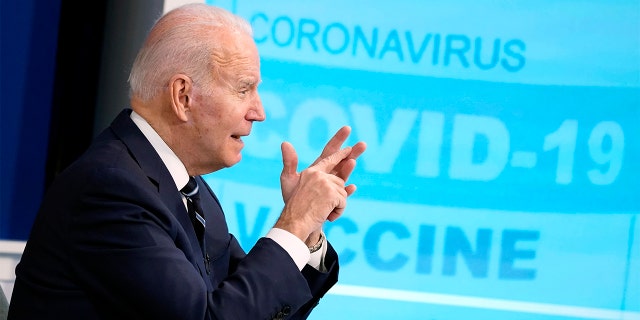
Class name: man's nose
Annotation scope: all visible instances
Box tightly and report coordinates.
[247,94,266,122]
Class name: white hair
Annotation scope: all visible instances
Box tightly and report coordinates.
[128,3,253,102]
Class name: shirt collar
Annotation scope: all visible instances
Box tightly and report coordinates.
[130,110,190,190]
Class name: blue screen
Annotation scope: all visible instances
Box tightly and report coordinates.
[203,1,640,319]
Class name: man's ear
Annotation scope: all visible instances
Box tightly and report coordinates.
[169,74,193,122]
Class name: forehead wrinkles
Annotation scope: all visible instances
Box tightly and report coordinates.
[212,46,249,69]
[210,34,258,85]
[210,29,253,67]
[211,52,252,89]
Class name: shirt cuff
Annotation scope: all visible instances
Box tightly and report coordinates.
[266,228,310,271]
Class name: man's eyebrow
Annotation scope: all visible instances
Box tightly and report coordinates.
[238,78,261,87]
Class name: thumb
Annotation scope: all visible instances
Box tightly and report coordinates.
[281,142,298,177]
[313,146,352,173]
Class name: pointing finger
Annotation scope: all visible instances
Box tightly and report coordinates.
[348,141,367,161]
[312,126,352,166]
[313,146,352,173]
[333,141,366,180]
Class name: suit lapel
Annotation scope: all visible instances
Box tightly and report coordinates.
[109,109,212,286]
[194,176,230,256]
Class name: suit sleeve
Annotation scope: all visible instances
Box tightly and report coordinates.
[69,168,338,320]
[224,232,339,320]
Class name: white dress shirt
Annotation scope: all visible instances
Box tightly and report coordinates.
[130,110,326,271]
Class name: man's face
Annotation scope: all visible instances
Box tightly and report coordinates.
[190,30,265,172]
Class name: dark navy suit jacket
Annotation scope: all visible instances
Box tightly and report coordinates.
[8,109,338,319]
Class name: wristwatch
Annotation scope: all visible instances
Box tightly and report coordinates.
[308,232,324,253]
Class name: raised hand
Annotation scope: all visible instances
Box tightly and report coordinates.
[279,126,366,245]
[280,126,366,203]
[275,146,354,242]
[310,126,367,190]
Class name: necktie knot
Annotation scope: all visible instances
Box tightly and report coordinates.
[180,177,199,199]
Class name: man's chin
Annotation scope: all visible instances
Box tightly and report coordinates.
[226,154,242,167]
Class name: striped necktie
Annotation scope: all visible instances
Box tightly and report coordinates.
[180,176,206,251]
